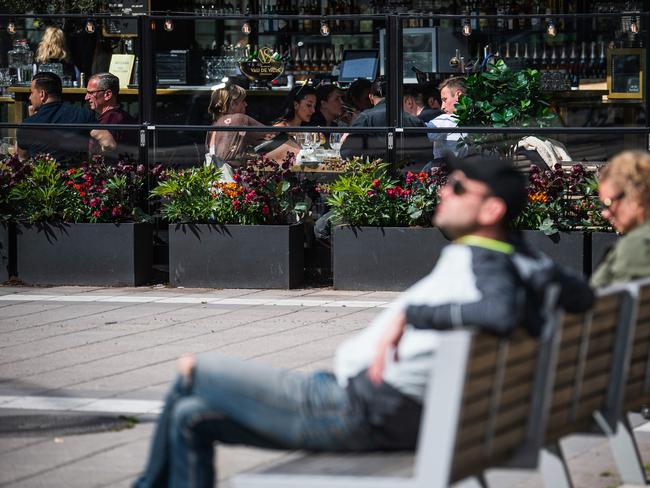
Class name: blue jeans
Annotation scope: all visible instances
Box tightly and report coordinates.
[133,354,379,488]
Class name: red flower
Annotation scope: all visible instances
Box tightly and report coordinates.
[262,204,270,215]
[232,199,242,210]
[372,179,381,188]
[92,210,101,218]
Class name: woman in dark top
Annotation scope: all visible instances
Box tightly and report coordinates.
[255,84,318,161]
[35,26,78,83]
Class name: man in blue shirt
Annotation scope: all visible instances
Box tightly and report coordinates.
[17,72,115,165]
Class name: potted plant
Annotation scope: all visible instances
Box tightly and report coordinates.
[0,155,31,282]
[9,155,153,286]
[454,59,558,157]
[151,154,310,289]
[324,159,449,291]
[515,163,614,275]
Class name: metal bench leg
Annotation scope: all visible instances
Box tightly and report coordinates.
[594,410,647,485]
[540,443,573,488]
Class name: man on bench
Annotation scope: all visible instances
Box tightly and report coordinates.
[133,155,594,488]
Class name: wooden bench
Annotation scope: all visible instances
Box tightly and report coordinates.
[232,281,650,488]
[539,279,650,487]
[232,293,563,488]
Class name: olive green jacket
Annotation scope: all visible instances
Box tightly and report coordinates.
[590,219,650,288]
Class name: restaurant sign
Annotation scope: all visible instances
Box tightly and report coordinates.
[239,47,285,81]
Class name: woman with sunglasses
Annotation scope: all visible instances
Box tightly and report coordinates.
[206,83,268,168]
[591,150,650,287]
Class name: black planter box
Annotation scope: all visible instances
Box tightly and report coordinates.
[332,226,450,291]
[0,222,13,282]
[169,223,304,289]
[16,223,152,286]
[521,230,586,274]
[590,231,620,275]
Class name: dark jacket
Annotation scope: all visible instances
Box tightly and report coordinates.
[17,101,96,165]
[340,100,431,164]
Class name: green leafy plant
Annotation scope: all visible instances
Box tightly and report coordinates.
[151,154,312,225]
[9,155,81,223]
[455,60,558,156]
[8,155,151,224]
[150,164,223,223]
[514,163,610,235]
[0,155,31,222]
[325,159,448,227]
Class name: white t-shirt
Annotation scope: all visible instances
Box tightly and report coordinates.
[426,113,468,159]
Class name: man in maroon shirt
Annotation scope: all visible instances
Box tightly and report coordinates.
[85,72,138,160]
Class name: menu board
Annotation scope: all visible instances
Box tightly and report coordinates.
[608,48,645,99]
[103,0,148,38]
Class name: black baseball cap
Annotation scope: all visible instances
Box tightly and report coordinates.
[445,153,527,221]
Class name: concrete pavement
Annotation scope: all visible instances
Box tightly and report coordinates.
[0,285,649,488]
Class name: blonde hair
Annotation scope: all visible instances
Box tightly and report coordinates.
[438,76,466,95]
[208,84,247,120]
[35,26,71,64]
[601,150,650,211]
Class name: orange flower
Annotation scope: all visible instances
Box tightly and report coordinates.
[529,191,549,204]
[214,182,244,199]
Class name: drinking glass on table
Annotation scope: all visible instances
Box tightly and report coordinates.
[310,132,321,151]
[2,137,16,156]
[329,133,343,153]
[299,132,315,155]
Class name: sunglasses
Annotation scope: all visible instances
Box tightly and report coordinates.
[600,192,625,211]
[446,176,493,199]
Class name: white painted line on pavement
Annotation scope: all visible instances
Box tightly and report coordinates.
[634,421,650,433]
[0,395,163,415]
[0,293,390,309]
[2,393,650,431]
[0,294,58,301]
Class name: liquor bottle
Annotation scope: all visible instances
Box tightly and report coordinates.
[479,1,489,31]
[507,0,515,31]
[470,0,478,32]
[523,43,530,65]
[598,41,606,79]
[530,0,541,31]
[518,3,528,30]
[303,0,312,32]
[550,46,557,69]
[294,46,302,72]
[540,43,547,69]
[569,42,579,89]
[496,0,505,30]
[559,44,567,71]
[303,46,311,72]
[514,43,520,60]
[271,0,279,31]
[531,43,539,69]
[320,46,328,72]
[504,42,511,61]
[579,41,587,78]
[588,41,597,80]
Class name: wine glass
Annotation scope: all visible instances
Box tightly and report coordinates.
[329,132,343,153]
[310,132,321,151]
[299,132,314,156]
